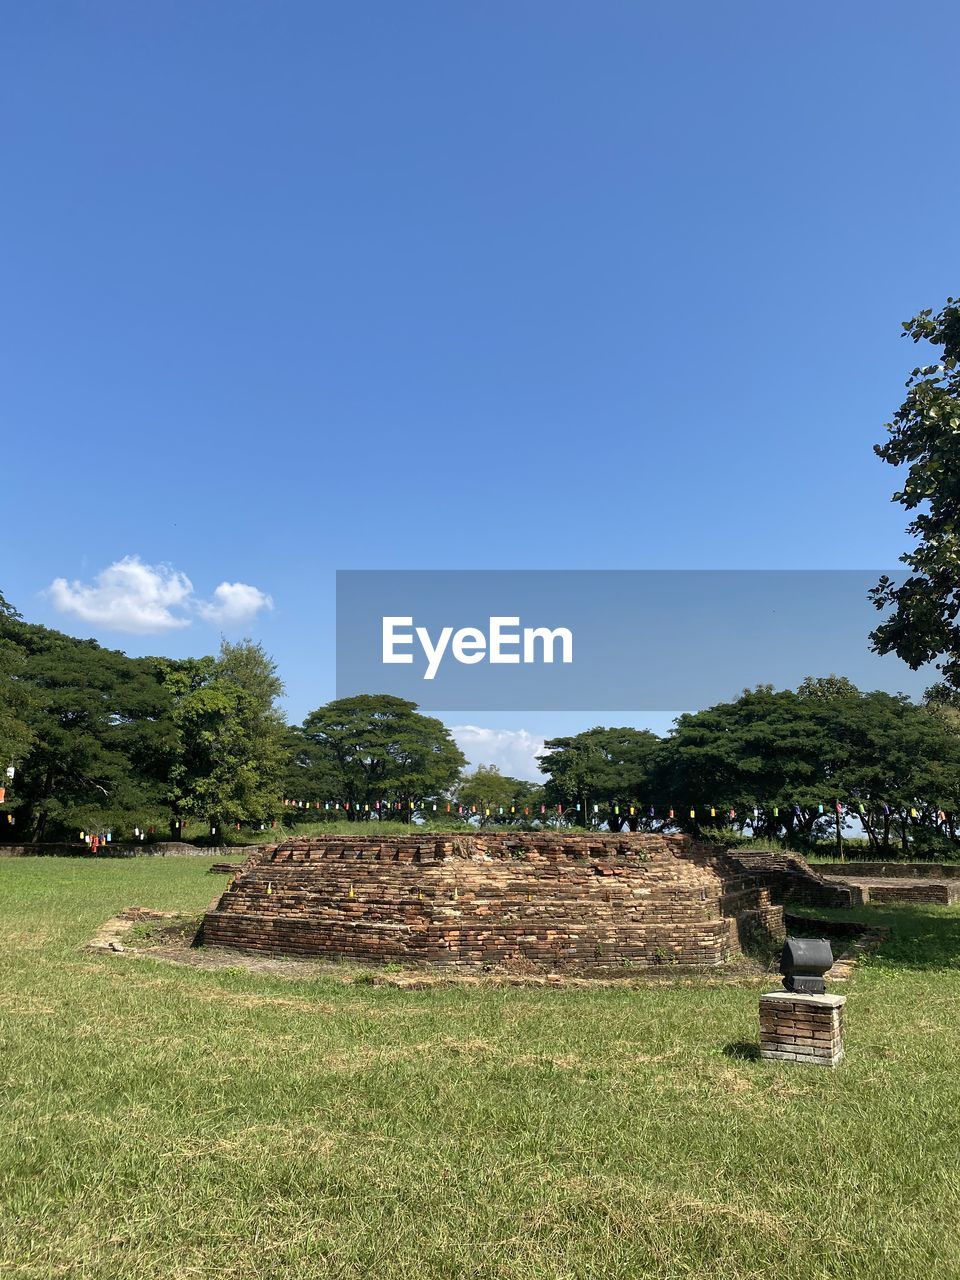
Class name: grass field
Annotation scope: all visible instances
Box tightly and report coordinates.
[2,858,959,1279]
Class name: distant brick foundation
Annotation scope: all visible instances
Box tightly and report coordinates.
[815,862,960,904]
[815,861,960,880]
[851,880,959,905]
[200,833,844,972]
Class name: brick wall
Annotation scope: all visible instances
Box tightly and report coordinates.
[704,847,859,908]
[862,882,958,904]
[816,861,960,880]
[200,833,841,972]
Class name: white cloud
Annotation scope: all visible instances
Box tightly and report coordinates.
[196,581,273,626]
[450,726,546,782]
[47,556,272,634]
[48,557,194,633]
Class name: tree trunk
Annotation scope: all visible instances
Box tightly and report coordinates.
[862,815,879,849]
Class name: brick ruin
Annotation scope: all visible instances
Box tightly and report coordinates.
[200,832,851,972]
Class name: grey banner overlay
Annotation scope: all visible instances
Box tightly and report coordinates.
[336,570,925,711]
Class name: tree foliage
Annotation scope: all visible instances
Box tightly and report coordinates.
[924,681,960,734]
[871,298,960,686]
[0,591,34,775]
[162,640,287,828]
[293,694,466,819]
[0,606,173,840]
[656,680,960,849]
[5,579,960,855]
[539,727,661,829]
[454,765,543,824]
[0,596,287,840]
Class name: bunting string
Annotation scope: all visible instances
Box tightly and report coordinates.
[273,798,955,823]
[27,799,956,845]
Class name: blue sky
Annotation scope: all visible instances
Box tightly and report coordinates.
[4,2,958,778]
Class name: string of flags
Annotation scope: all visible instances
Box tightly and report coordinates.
[278,798,956,822]
[2,754,950,840]
[10,802,957,845]
[4,796,951,845]
[73,819,281,842]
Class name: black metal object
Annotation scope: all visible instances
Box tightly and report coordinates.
[779,936,833,994]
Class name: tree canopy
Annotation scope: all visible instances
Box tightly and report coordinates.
[655,680,960,849]
[162,639,287,830]
[0,591,34,777]
[0,608,173,840]
[0,597,287,840]
[3,583,960,854]
[540,727,662,829]
[454,765,543,824]
[871,297,960,686]
[293,694,466,818]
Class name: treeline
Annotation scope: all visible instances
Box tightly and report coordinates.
[539,677,960,854]
[3,591,960,853]
[0,591,286,841]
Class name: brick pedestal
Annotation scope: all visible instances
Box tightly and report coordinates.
[759,991,845,1067]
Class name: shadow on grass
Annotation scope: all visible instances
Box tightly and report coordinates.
[723,1040,761,1062]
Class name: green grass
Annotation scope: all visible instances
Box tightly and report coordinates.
[2,859,959,1279]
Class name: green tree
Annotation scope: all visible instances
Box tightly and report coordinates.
[797,674,860,701]
[297,694,465,820]
[812,688,960,853]
[655,687,827,841]
[922,684,960,843]
[216,638,286,815]
[280,723,348,822]
[0,615,173,841]
[539,726,661,830]
[162,640,287,834]
[0,592,34,782]
[454,765,541,825]
[656,680,960,852]
[924,682,960,734]
[871,298,960,687]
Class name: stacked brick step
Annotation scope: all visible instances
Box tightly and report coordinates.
[200,832,842,973]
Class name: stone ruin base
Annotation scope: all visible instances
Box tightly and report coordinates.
[200,833,846,974]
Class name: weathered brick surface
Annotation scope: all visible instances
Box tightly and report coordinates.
[705,847,858,908]
[859,880,959,904]
[201,833,840,972]
[759,992,846,1066]
[816,861,960,880]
